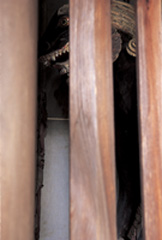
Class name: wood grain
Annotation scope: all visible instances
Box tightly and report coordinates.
[70,0,117,239]
[137,0,162,239]
[0,1,37,239]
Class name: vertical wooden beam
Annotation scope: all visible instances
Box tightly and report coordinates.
[137,0,162,239]
[0,1,37,239]
[70,0,116,239]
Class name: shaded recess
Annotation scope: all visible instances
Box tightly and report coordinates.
[36,0,143,240]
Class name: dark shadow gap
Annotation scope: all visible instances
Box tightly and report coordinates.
[36,1,143,240]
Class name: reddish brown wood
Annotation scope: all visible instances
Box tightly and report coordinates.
[0,1,37,239]
[137,0,162,239]
[70,0,116,239]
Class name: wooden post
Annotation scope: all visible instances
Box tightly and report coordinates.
[137,0,162,239]
[0,1,37,239]
[70,0,116,239]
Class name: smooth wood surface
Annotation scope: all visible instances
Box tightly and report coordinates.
[137,1,162,239]
[0,1,37,239]
[70,0,116,239]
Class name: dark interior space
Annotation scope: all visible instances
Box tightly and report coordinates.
[36,1,142,240]
[113,33,142,239]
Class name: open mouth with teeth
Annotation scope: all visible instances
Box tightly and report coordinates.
[39,42,70,75]
[39,1,136,77]
[38,4,70,76]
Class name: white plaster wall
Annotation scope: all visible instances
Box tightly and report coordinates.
[40,121,69,240]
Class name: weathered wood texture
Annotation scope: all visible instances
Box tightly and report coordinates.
[0,1,37,239]
[137,0,162,239]
[70,0,116,239]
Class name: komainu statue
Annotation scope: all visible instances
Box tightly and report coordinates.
[38,1,143,240]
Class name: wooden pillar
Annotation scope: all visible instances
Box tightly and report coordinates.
[0,1,37,239]
[137,0,162,239]
[70,0,116,239]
